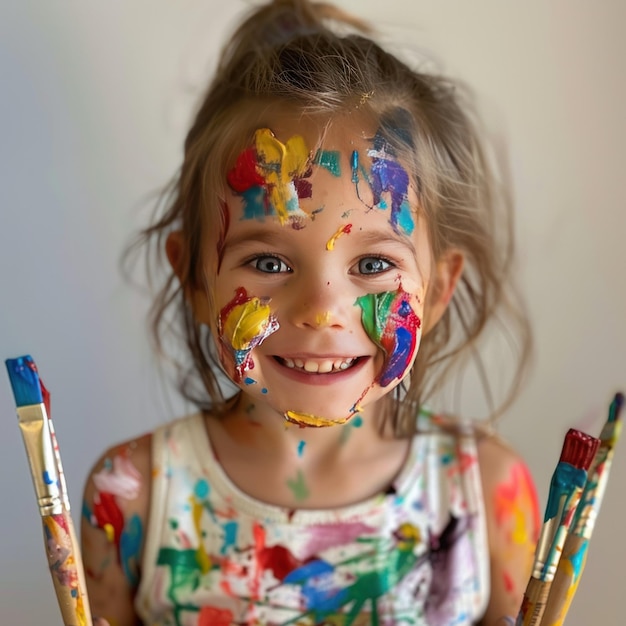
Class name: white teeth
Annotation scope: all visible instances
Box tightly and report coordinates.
[282,357,355,373]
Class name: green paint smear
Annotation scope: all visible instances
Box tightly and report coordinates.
[355,291,395,346]
[286,469,310,501]
[313,149,342,177]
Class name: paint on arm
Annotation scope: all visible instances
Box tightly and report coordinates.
[81,435,152,625]
[479,438,540,624]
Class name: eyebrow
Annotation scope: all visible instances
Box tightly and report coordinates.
[222,222,418,256]
[352,229,417,256]
[222,226,289,251]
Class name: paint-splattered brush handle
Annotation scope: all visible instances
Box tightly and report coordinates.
[5,355,92,626]
[538,533,587,626]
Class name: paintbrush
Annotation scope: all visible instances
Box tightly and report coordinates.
[516,428,599,626]
[540,392,624,626]
[5,355,92,626]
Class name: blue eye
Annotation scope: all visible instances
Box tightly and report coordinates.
[251,255,291,273]
[357,257,392,274]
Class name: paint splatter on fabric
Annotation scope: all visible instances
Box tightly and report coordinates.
[356,289,422,387]
[133,412,489,625]
[218,287,279,383]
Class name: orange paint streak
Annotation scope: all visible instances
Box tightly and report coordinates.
[494,461,540,546]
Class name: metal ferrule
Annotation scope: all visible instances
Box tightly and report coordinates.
[16,404,63,516]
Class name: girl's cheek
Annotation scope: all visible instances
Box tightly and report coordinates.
[217,287,279,383]
[356,287,423,388]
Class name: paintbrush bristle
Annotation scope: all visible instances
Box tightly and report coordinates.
[560,428,600,470]
[599,392,624,447]
[5,355,43,407]
[608,392,624,423]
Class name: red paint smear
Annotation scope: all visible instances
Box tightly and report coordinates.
[219,287,250,328]
[252,521,303,586]
[40,379,51,417]
[216,199,230,274]
[198,606,234,626]
[503,570,515,594]
[51,513,70,534]
[227,148,265,192]
[342,223,352,234]
[294,177,312,199]
[92,491,125,559]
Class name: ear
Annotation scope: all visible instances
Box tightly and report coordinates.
[165,231,213,326]
[423,248,464,334]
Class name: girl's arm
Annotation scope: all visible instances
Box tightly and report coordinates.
[80,433,153,626]
[477,435,541,625]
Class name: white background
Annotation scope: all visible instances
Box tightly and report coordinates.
[1,1,624,623]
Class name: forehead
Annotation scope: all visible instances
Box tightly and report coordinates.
[222,110,419,238]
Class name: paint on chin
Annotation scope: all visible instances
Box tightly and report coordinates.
[355,288,421,387]
[218,287,279,383]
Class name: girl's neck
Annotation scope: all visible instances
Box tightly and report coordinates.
[215,391,398,461]
[204,392,412,509]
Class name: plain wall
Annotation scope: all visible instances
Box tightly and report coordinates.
[1,1,624,623]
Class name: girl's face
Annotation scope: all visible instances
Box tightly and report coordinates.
[205,112,441,427]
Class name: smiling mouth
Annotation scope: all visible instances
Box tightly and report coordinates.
[274,356,361,374]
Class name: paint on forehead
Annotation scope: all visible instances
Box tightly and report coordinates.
[351,146,415,236]
[226,129,312,224]
[325,223,352,251]
[219,287,279,383]
[356,289,421,387]
[368,131,415,236]
[313,149,342,177]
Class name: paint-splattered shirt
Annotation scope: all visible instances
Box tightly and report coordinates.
[135,413,489,625]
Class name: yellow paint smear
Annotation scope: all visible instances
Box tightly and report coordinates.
[190,495,211,574]
[284,410,352,428]
[315,311,332,327]
[223,299,272,351]
[325,225,348,250]
[254,129,310,223]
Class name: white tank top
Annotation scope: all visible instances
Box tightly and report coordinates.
[135,412,490,625]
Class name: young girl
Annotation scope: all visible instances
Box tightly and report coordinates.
[82,1,539,624]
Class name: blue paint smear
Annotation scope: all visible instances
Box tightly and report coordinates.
[120,514,143,588]
[43,470,55,485]
[194,478,209,500]
[244,377,256,385]
[313,149,341,177]
[297,440,306,457]
[370,153,415,236]
[570,540,589,581]
[220,520,238,555]
[352,416,363,428]
[261,388,268,394]
[350,150,359,183]
[379,326,413,387]
[544,463,588,521]
[241,186,268,220]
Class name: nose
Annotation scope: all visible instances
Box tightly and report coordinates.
[286,273,354,330]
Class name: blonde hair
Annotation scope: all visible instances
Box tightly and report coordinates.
[131,0,531,434]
